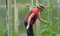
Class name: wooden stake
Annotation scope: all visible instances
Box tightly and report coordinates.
[36,0,40,36]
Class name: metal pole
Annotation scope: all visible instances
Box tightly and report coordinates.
[36,0,40,36]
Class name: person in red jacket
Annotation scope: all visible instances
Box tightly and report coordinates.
[24,4,48,36]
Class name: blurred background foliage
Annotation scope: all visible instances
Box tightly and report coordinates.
[0,0,60,36]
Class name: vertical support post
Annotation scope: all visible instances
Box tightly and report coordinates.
[36,0,40,36]
[6,0,12,36]
[57,0,59,33]
[31,0,33,8]
[36,0,39,6]
[14,0,18,36]
[30,0,33,10]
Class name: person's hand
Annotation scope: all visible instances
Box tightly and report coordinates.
[26,24,30,30]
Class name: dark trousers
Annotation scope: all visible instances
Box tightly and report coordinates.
[24,22,34,36]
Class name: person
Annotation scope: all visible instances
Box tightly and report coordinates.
[24,4,48,36]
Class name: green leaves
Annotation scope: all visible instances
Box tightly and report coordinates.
[40,23,57,36]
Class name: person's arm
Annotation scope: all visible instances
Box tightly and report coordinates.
[38,16,48,24]
[26,13,35,30]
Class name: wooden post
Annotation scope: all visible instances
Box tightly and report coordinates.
[30,0,33,10]
[36,0,40,36]
[57,0,59,33]
[14,0,18,36]
[31,0,33,8]
[6,0,12,36]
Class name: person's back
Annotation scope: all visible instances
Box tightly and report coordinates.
[24,7,39,25]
